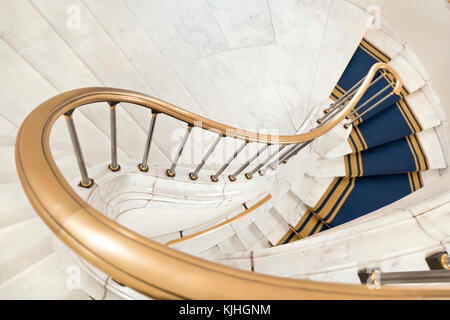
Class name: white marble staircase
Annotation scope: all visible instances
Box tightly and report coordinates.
[0,0,449,300]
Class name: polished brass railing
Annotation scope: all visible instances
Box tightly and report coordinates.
[16,62,450,298]
[57,62,404,187]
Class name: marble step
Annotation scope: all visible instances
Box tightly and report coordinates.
[168,192,274,254]
[0,145,84,185]
[191,190,298,254]
[0,145,18,184]
[307,0,370,109]
[320,88,444,160]
[0,36,131,167]
[235,223,267,250]
[0,217,52,285]
[272,191,302,224]
[253,207,291,247]
[208,195,447,282]
[0,252,88,300]
[307,128,447,178]
[311,37,433,158]
[0,135,15,147]
[0,182,37,229]
[0,115,17,137]
[1,1,167,164]
[217,234,246,254]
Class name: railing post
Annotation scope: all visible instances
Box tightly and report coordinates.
[229,143,269,181]
[272,73,393,169]
[358,268,450,286]
[317,77,368,118]
[277,140,312,165]
[318,74,382,124]
[139,111,158,172]
[189,133,222,180]
[64,110,93,188]
[259,143,298,175]
[167,124,193,177]
[108,102,120,172]
[344,92,394,128]
[248,144,286,177]
[211,140,248,182]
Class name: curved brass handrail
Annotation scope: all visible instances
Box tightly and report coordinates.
[22,62,400,145]
[16,62,450,299]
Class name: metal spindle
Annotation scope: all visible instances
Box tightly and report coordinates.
[345,84,391,120]
[319,74,383,123]
[267,143,299,171]
[64,110,93,188]
[280,140,312,164]
[380,270,450,284]
[108,102,120,172]
[344,92,394,128]
[318,93,355,124]
[275,74,387,169]
[359,269,450,286]
[247,145,287,178]
[189,133,222,180]
[322,76,365,115]
[318,100,348,127]
[139,111,158,172]
[272,75,390,168]
[288,224,303,240]
[211,141,248,182]
[167,124,193,177]
[259,144,293,176]
[229,144,269,181]
[260,75,382,174]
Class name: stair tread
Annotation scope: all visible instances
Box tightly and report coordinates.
[236,223,265,250]
[308,128,447,178]
[0,218,51,261]
[311,31,440,159]
[0,182,37,229]
[0,217,53,284]
[0,145,76,184]
[0,253,88,300]
[0,116,17,137]
[0,145,18,184]
[273,191,299,219]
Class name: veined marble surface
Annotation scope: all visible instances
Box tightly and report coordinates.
[1,0,446,162]
[209,188,450,283]
[1,0,449,299]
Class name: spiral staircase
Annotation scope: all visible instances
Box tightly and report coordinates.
[1,0,449,299]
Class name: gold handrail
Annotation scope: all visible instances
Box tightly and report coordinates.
[18,62,400,145]
[166,194,272,246]
[16,62,450,299]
